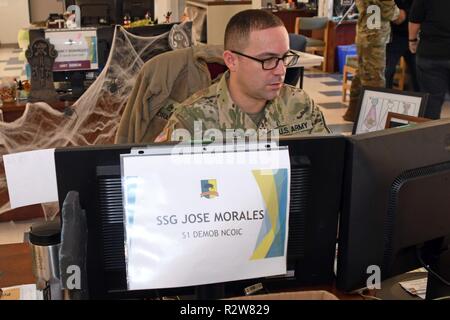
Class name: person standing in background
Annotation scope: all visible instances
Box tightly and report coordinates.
[409,0,450,120]
[343,0,405,122]
[385,0,419,91]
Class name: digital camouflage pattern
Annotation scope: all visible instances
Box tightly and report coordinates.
[345,0,400,121]
[355,0,400,43]
[155,71,330,142]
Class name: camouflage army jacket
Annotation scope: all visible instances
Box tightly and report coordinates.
[356,0,400,44]
[156,71,330,142]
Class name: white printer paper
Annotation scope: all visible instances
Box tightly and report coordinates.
[3,149,58,208]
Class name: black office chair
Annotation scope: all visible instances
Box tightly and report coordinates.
[285,33,307,88]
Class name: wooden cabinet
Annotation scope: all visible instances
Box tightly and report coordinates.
[269,10,356,74]
[269,8,318,34]
[0,243,35,288]
[325,19,357,73]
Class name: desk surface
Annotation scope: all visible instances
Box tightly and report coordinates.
[291,51,324,68]
[0,243,34,289]
[0,242,361,300]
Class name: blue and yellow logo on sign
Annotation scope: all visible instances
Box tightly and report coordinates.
[200,179,219,199]
[251,169,288,260]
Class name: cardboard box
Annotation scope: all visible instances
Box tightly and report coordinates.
[227,290,339,300]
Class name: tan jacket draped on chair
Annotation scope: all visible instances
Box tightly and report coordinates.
[115,45,225,144]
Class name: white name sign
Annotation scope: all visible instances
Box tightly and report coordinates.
[121,146,291,290]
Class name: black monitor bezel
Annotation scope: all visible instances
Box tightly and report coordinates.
[55,135,346,299]
[337,119,450,294]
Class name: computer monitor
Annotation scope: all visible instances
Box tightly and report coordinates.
[45,28,99,72]
[239,136,346,292]
[336,119,450,299]
[67,0,119,25]
[54,136,345,299]
[43,28,99,98]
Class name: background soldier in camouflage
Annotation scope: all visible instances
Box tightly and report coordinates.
[156,10,329,142]
[344,0,405,122]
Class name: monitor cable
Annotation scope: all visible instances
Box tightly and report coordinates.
[416,247,450,287]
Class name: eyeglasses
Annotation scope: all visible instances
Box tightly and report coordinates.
[230,50,299,70]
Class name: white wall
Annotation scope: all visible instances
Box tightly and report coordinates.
[319,0,334,18]
[177,0,185,21]
[0,0,30,44]
[155,0,171,23]
[170,0,180,22]
[154,0,184,23]
[159,0,260,23]
[252,0,262,9]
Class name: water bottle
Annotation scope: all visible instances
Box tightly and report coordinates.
[29,219,63,300]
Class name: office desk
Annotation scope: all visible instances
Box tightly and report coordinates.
[268,8,318,34]
[325,19,357,73]
[292,51,324,69]
[0,243,34,289]
[0,242,361,300]
[0,100,73,123]
[290,51,324,89]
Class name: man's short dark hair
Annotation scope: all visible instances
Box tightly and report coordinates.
[224,9,285,51]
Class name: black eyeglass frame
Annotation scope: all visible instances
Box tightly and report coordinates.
[230,50,300,70]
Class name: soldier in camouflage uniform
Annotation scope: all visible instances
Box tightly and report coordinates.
[343,0,405,122]
[155,9,329,142]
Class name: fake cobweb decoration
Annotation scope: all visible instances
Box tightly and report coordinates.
[0,24,192,218]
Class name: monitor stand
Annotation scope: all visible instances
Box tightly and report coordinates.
[57,71,85,102]
[59,89,83,102]
[195,283,225,300]
[426,249,450,300]
[376,249,450,300]
[375,272,427,300]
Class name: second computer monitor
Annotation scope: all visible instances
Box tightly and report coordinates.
[337,119,450,299]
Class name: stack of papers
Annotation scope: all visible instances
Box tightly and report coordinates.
[399,277,428,299]
[0,284,43,300]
